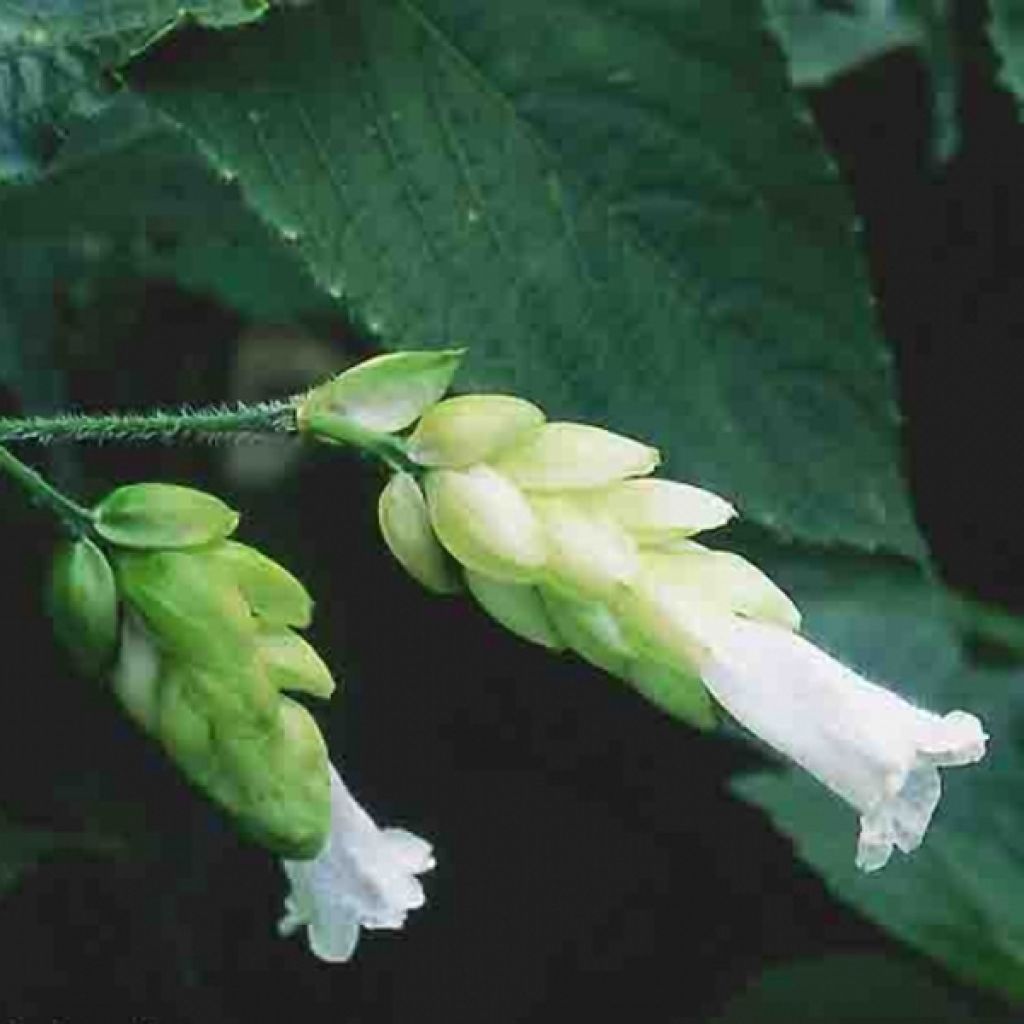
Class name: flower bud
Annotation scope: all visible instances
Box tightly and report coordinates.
[491,422,660,491]
[209,541,313,628]
[464,571,565,650]
[378,473,461,595]
[531,495,639,602]
[424,466,546,583]
[256,627,337,699]
[49,537,119,674]
[297,350,464,434]
[626,659,716,730]
[539,590,634,677]
[407,395,545,468]
[583,479,736,542]
[94,483,239,550]
[113,549,257,670]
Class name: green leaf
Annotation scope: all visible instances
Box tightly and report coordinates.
[765,0,958,161]
[129,0,924,557]
[0,94,215,224]
[0,242,66,411]
[0,0,266,50]
[990,0,1024,112]
[0,0,269,185]
[765,1,923,87]
[730,547,1024,1003]
[0,46,108,184]
[711,953,1003,1024]
[0,95,329,319]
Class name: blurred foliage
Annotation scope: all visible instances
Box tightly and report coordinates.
[989,0,1024,108]
[765,0,959,160]
[1,0,1024,1020]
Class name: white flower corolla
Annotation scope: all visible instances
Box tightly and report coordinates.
[278,763,435,962]
[696,615,988,872]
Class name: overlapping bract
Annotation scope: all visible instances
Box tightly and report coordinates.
[378,392,756,730]
[51,483,335,858]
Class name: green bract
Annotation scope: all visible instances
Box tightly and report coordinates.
[407,395,545,468]
[144,656,331,857]
[613,583,727,678]
[640,545,801,631]
[114,549,257,670]
[256,627,337,699]
[491,423,661,491]
[627,659,716,731]
[584,479,736,541]
[464,571,564,650]
[425,466,546,583]
[208,695,331,858]
[94,483,239,550]
[540,591,634,678]
[531,495,639,603]
[378,473,461,595]
[297,349,464,434]
[209,540,314,628]
[48,537,119,674]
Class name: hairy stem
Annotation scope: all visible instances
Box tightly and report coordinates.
[0,400,298,446]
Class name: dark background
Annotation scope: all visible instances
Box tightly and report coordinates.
[1,4,1022,1021]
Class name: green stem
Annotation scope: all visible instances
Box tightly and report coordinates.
[0,400,297,446]
[0,398,413,474]
[0,446,94,534]
[301,409,419,474]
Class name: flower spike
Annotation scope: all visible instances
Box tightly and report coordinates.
[299,348,989,872]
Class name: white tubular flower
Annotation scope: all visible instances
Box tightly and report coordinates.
[697,615,988,872]
[279,763,435,962]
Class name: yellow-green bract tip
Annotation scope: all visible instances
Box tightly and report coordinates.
[298,349,465,435]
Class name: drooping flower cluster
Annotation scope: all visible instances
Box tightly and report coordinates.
[49,481,433,957]
[298,352,987,872]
